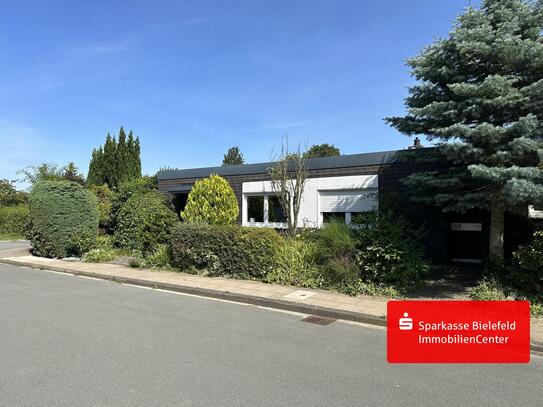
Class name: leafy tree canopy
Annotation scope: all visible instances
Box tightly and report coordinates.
[18,162,85,187]
[304,143,341,158]
[386,0,543,259]
[0,179,27,206]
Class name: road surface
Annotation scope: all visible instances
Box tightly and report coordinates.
[0,263,541,406]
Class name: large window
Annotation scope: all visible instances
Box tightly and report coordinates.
[245,194,287,226]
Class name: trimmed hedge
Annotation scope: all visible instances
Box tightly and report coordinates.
[28,181,99,258]
[0,204,29,235]
[171,223,282,278]
[114,190,177,253]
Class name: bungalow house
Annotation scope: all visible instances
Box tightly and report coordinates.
[157,145,536,265]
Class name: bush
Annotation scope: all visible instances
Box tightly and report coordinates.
[171,223,282,278]
[89,184,112,231]
[142,244,173,269]
[109,176,157,231]
[470,279,509,301]
[27,181,99,258]
[311,221,359,285]
[181,174,238,225]
[83,247,118,263]
[0,204,29,235]
[114,191,177,253]
[353,210,429,287]
[511,230,543,295]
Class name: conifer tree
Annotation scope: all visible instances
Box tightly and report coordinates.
[222,146,245,166]
[386,0,543,261]
[87,128,142,188]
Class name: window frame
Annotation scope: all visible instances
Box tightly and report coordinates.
[244,193,288,228]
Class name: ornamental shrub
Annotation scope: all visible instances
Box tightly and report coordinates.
[170,223,282,278]
[89,184,112,231]
[28,181,99,258]
[352,210,429,287]
[109,176,157,232]
[0,204,29,235]
[511,231,543,295]
[114,191,177,253]
[181,174,238,225]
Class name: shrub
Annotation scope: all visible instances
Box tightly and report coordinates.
[311,221,359,285]
[353,210,429,287]
[0,204,29,235]
[27,181,99,258]
[142,244,173,269]
[511,230,543,295]
[170,223,282,278]
[470,279,509,301]
[83,247,118,263]
[109,176,157,231]
[114,191,177,253]
[181,174,238,225]
[89,184,112,231]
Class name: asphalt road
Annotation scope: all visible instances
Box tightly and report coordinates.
[0,263,542,407]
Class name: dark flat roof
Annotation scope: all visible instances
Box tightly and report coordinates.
[157,149,401,181]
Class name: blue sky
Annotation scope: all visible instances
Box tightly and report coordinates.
[0,0,476,185]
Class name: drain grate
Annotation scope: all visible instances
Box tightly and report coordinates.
[302,315,336,325]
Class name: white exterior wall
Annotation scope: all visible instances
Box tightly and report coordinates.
[242,174,378,228]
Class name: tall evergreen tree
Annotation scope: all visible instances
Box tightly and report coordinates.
[386,0,543,261]
[222,146,245,166]
[304,143,341,158]
[87,128,142,188]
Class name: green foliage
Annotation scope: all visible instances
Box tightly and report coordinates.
[142,244,173,269]
[386,0,543,259]
[0,205,29,235]
[109,176,158,231]
[27,181,99,258]
[353,211,429,287]
[170,223,282,278]
[512,231,543,295]
[18,162,85,186]
[181,174,239,225]
[303,143,341,158]
[311,221,359,285]
[82,247,118,263]
[222,146,245,166]
[114,191,177,253]
[89,184,112,230]
[87,127,142,188]
[0,179,27,206]
[470,279,508,301]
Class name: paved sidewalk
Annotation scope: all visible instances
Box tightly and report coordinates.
[1,247,541,348]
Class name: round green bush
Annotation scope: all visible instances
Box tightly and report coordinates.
[28,181,99,258]
[0,204,29,235]
[114,191,177,253]
[109,176,157,231]
[181,174,238,225]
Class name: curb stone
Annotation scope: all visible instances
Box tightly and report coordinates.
[2,258,542,355]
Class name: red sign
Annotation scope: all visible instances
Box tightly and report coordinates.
[387,300,530,363]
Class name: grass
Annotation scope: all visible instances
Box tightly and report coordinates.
[0,232,24,241]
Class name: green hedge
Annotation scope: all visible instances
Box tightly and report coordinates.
[0,204,29,235]
[114,190,177,253]
[28,181,99,258]
[171,223,282,278]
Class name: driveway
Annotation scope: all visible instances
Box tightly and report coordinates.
[0,263,542,406]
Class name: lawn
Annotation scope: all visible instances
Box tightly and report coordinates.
[0,232,24,241]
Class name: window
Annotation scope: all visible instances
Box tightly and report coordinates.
[322,212,346,223]
[268,196,286,223]
[247,196,264,223]
[245,194,287,226]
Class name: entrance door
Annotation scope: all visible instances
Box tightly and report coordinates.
[449,222,484,264]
